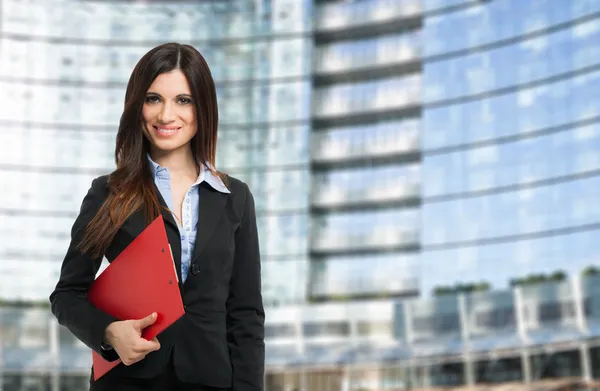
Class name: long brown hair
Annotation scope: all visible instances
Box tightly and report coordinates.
[78,42,227,259]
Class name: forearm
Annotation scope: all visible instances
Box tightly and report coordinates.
[50,289,119,358]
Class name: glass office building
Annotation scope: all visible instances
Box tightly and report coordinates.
[309,0,422,302]
[420,0,600,302]
[3,0,600,390]
[0,0,314,306]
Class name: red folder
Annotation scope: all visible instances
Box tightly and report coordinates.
[87,215,184,380]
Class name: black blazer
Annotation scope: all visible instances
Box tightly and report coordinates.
[49,173,265,390]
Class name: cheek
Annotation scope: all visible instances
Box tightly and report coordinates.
[141,106,156,124]
[183,109,197,133]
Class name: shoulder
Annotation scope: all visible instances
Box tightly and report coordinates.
[222,174,255,216]
[91,174,110,189]
[223,174,248,196]
[73,174,111,224]
[89,174,110,196]
[80,174,111,208]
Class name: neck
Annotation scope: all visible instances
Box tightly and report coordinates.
[149,145,198,179]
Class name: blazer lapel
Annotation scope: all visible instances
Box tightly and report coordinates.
[191,182,229,264]
[152,183,183,283]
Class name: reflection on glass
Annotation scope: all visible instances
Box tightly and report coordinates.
[262,259,308,307]
[423,121,600,197]
[313,75,421,117]
[312,209,419,252]
[2,0,312,41]
[423,68,600,149]
[424,18,600,102]
[424,0,600,56]
[311,253,418,297]
[257,213,309,257]
[314,32,421,74]
[313,164,420,207]
[316,0,421,31]
[313,119,420,162]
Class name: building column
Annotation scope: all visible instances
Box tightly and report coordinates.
[573,274,589,334]
[341,367,351,391]
[403,300,414,345]
[580,342,592,383]
[457,294,474,386]
[521,348,532,384]
[0,307,3,391]
[458,294,470,340]
[514,287,532,384]
[403,301,418,388]
[295,310,304,356]
[422,364,431,388]
[513,286,528,342]
[407,360,418,389]
[49,317,60,391]
[464,357,475,386]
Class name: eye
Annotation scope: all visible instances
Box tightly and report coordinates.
[145,95,160,104]
[177,97,193,105]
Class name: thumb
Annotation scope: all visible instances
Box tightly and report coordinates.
[135,312,157,330]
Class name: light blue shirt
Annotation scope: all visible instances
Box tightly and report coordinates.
[147,155,230,282]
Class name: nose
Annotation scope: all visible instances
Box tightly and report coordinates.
[158,102,176,123]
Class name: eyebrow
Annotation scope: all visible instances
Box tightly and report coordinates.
[146,92,193,98]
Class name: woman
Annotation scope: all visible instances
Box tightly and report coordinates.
[49,42,265,391]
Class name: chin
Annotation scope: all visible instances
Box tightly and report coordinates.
[149,140,189,153]
[145,133,191,151]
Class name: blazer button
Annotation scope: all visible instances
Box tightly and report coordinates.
[191,263,200,276]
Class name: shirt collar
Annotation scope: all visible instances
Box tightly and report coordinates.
[147,154,230,194]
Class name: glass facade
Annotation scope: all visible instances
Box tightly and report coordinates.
[0,0,314,305]
[4,276,600,389]
[420,0,600,297]
[308,0,423,303]
[4,0,600,389]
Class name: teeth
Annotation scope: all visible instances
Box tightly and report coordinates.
[156,127,179,134]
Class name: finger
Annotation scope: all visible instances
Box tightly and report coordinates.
[123,354,146,366]
[150,337,161,351]
[133,338,160,353]
[134,312,157,329]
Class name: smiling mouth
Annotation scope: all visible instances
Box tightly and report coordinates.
[153,126,181,135]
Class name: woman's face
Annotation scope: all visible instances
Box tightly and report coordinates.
[142,69,197,154]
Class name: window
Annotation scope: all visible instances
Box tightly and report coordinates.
[474,307,516,329]
[265,324,296,339]
[303,321,350,337]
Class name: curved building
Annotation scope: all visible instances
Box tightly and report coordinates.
[308,0,422,303]
[417,0,600,387]
[420,0,600,297]
[0,0,313,389]
[3,0,600,390]
[0,0,313,306]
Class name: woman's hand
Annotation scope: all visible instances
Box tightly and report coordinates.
[103,312,161,366]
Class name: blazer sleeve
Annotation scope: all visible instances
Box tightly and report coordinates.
[49,176,120,362]
[226,182,266,391]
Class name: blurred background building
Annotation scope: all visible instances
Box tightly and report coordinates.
[1,0,600,390]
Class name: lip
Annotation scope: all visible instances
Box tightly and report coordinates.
[153,125,182,137]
